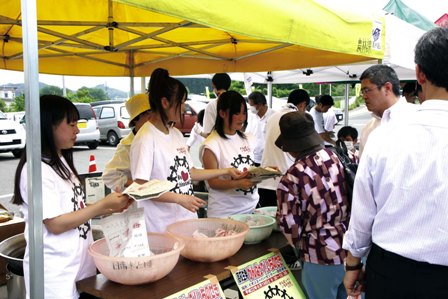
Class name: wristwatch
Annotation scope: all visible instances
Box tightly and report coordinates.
[344,260,363,271]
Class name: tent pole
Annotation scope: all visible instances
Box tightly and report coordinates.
[21,0,45,297]
[140,77,146,94]
[130,76,134,97]
[344,84,349,126]
[129,50,135,96]
[267,82,273,108]
[266,71,273,108]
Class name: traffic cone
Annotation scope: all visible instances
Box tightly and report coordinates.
[88,154,97,173]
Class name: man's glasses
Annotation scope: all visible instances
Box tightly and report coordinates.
[360,84,384,96]
[360,87,375,96]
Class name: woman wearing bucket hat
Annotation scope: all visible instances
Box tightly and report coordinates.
[102,93,152,191]
[276,111,349,299]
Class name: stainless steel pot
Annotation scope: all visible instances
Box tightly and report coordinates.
[0,233,26,299]
[0,233,25,274]
[6,264,25,299]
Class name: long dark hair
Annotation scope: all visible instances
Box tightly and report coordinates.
[215,91,247,139]
[12,95,80,205]
[148,68,187,128]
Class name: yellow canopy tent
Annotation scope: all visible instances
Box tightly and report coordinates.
[5,1,385,297]
[1,0,385,77]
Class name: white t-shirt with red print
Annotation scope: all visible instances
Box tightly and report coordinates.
[201,131,259,218]
[20,158,95,299]
[130,121,197,232]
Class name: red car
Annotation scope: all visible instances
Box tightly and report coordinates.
[175,100,207,136]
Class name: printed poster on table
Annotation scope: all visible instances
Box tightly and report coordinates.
[229,251,306,299]
[164,275,226,299]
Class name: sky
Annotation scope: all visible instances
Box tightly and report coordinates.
[0,0,446,93]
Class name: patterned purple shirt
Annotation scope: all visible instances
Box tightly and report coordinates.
[277,148,349,265]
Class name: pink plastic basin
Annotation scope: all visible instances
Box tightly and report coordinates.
[89,232,184,285]
[167,218,249,262]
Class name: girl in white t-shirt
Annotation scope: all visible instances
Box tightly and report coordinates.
[130,68,246,232]
[201,91,259,218]
[12,95,132,299]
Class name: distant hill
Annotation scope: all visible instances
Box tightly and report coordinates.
[2,78,211,99]
[3,82,128,100]
[92,84,128,100]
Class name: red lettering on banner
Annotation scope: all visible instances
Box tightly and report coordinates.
[187,289,200,299]
[185,283,219,299]
[242,269,289,295]
[245,254,284,281]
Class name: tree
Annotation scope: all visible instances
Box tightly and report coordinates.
[0,99,7,112]
[229,81,245,95]
[10,94,25,112]
[65,87,108,103]
[40,85,63,96]
[87,87,109,101]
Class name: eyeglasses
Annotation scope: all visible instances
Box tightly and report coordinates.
[360,87,378,96]
[361,82,388,96]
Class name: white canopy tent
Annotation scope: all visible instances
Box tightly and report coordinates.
[220,14,425,124]
[232,14,424,85]
[184,14,423,86]
[176,14,424,124]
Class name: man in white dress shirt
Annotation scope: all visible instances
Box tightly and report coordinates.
[309,95,336,147]
[357,65,415,158]
[342,27,448,299]
[245,91,275,166]
[201,73,231,137]
[258,89,310,207]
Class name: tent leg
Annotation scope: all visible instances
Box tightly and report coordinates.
[267,81,273,108]
[21,0,45,296]
[344,84,349,126]
[140,77,146,94]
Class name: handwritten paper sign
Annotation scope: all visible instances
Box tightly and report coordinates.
[229,251,306,299]
[164,275,226,299]
[85,177,105,204]
[100,207,150,257]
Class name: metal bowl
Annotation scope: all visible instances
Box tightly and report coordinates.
[0,233,25,275]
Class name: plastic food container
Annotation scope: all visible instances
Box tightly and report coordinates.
[89,232,184,285]
[229,214,275,244]
[166,218,249,262]
[254,206,280,231]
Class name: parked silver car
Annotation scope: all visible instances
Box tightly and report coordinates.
[91,101,131,146]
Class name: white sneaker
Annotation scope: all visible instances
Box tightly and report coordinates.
[287,260,302,271]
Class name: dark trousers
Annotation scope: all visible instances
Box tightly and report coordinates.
[366,243,448,299]
[257,188,277,208]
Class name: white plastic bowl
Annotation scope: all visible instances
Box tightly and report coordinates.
[166,218,249,262]
[229,214,275,244]
[254,206,280,231]
[89,232,184,285]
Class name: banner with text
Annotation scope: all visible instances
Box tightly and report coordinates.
[229,251,306,299]
[164,275,226,299]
